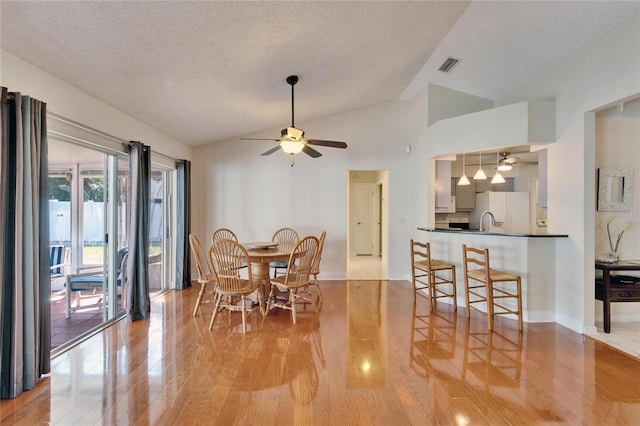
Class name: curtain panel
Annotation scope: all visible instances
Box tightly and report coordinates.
[126,141,151,321]
[0,87,50,399]
[175,160,191,290]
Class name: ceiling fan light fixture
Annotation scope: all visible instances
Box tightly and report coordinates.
[283,126,304,141]
[280,140,304,155]
[247,75,347,159]
[498,160,512,171]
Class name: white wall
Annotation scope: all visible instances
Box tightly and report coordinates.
[191,100,414,280]
[427,84,494,126]
[1,50,191,161]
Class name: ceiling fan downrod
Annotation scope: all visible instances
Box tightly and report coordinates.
[287,75,298,127]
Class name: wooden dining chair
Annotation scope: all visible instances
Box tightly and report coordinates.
[310,231,326,302]
[211,228,248,270]
[267,235,319,324]
[189,234,217,317]
[462,244,523,331]
[209,239,264,333]
[270,227,299,278]
[211,227,239,244]
[410,239,457,311]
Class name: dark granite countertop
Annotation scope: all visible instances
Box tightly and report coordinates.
[418,227,568,238]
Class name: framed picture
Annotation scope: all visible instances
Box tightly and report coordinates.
[597,167,633,212]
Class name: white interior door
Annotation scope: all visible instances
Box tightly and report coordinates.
[355,183,374,255]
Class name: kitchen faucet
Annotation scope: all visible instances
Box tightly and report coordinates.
[479,211,496,232]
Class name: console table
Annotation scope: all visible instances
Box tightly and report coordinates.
[594,260,640,333]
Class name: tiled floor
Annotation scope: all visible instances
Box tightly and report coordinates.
[347,254,387,280]
[588,321,640,359]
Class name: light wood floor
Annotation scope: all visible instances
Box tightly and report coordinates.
[2,280,639,425]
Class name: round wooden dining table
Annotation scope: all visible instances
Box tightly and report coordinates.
[241,242,296,308]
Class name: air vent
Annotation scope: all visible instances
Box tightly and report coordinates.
[438,57,461,73]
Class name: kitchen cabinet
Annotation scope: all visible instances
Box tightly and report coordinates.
[493,177,514,192]
[435,160,453,211]
[538,149,547,208]
[470,191,530,233]
[475,177,514,193]
[451,178,476,210]
[475,179,492,193]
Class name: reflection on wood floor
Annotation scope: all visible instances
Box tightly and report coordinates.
[2,281,640,424]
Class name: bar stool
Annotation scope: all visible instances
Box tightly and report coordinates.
[462,244,523,331]
[410,239,457,311]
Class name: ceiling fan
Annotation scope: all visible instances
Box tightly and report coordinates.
[241,75,348,158]
[497,152,538,170]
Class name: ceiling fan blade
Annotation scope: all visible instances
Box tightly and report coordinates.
[241,137,280,141]
[302,145,322,158]
[306,139,348,149]
[261,146,281,156]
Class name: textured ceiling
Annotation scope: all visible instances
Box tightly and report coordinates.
[1,1,638,147]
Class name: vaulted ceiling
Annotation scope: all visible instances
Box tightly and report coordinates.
[1,1,638,147]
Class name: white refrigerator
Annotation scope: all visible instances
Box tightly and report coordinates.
[470,192,530,233]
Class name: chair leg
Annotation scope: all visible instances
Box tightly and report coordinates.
[258,287,267,316]
[241,296,247,334]
[193,282,206,317]
[290,290,297,325]
[452,267,458,312]
[487,282,495,330]
[313,274,323,302]
[266,285,275,313]
[516,277,523,331]
[464,276,471,319]
[66,284,72,319]
[209,293,222,330]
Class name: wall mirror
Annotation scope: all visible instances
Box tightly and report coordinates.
[597,167,633,212]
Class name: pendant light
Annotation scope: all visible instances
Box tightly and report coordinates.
[473,152,487,180]
[491,149,506,184]
[458,153,470,185]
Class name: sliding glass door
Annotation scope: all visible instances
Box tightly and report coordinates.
[48,134,174,350]
[149,167,171,296]
[49,139,128,348]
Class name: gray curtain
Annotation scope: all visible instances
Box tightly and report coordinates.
[175,160,191,290]
[0,87,50,399]
[126,141,150,321]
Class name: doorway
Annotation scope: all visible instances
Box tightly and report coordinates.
[347,170,388,280]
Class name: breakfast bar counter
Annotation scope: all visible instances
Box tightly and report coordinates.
[419,227,568,238]
[418,227,568,323]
